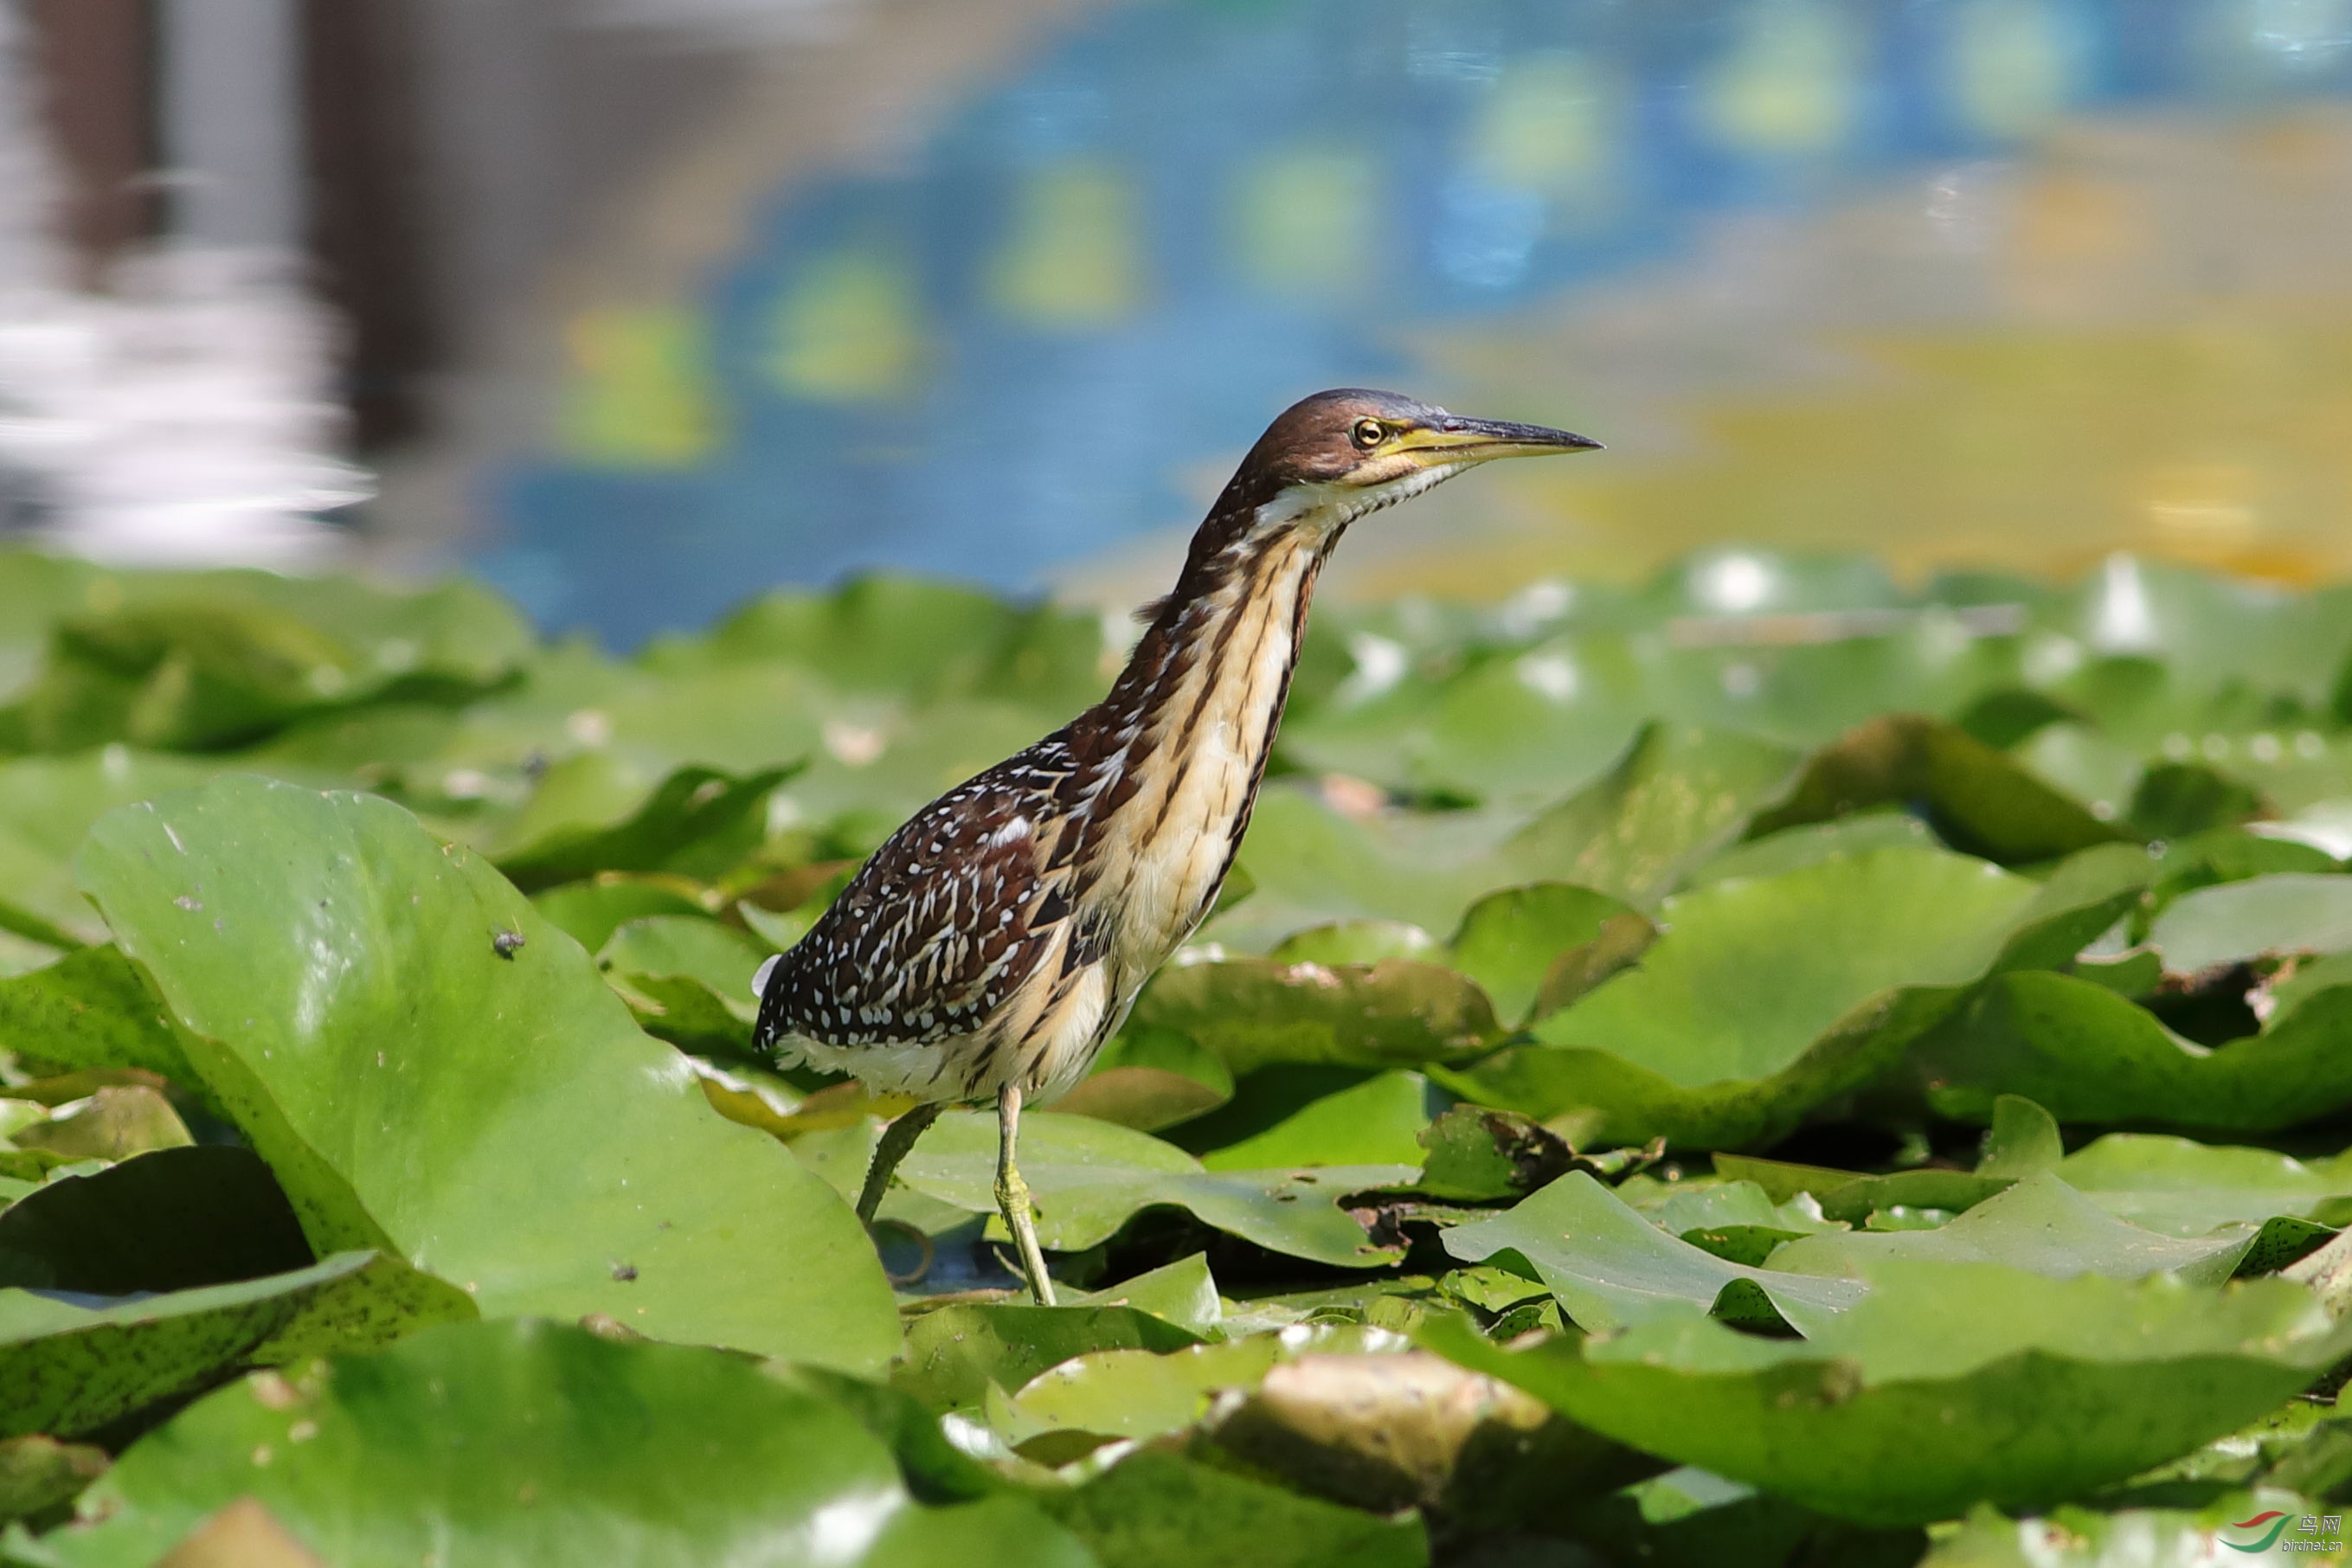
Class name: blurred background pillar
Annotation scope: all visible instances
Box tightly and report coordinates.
[157,0,303,252]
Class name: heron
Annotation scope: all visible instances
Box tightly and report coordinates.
[752,389,1598,1303]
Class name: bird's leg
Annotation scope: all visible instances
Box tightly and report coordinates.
[856,1101,945,1226]
[995,1083,1057,1305]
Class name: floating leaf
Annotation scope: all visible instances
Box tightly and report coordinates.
[896,1110,1411,1268]
[492,759,794,890]
[1443,1173,1864,1333]
[1131,957,1501,1078]
[1426,1260,2352,1526]
[77,776,898,1370]
[35,1318,1092,1568]
[0,1147,311,1295]
[1913,971,2352,1131]
[1767,1173,2260,1286]
[893,1302,1204,1413]
[1444,884,1630,1025]
[2148,872,2352,972]
[1444,848,2042,1147]
[1037,1449,1427,1568]
[0,1251,472,1439]
[1746,714,2126,864]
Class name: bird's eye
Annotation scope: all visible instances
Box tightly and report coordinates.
[1351,418,1386,450]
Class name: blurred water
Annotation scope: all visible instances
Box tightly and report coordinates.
[475,0,2352,644]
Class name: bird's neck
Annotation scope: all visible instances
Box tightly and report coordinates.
[1064,503,1344,965]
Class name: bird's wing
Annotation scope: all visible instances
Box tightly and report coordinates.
[753,749,1070,1050]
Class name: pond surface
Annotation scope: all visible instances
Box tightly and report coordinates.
[472,0,2352,644]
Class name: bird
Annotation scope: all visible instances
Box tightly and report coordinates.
[751,389,1598,1303]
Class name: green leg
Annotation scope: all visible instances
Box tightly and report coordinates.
[856,1102,944,1226]
[996,1083,1057,1305]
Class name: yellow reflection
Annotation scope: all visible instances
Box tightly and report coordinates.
[1361,315,2352,599]
[988,161,1142,328]
[1701,0,1858,157]
[1467,53,1619,205]
[1231,146,1378,294]
[1950,0,2081,139]
[557,306,721,469]
[766,249,927,402]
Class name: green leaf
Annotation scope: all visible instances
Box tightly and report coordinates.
[2056,1134,2352,1235]
[1684,809,1937,889]
[1746,714,2128,864]
[596,914,772,1053]
[1913,971,2352,1131]
[2148,872,2352,972]
[1976,1095,2063,1179]
[1501,723,1802,908]
[1444,884,1630,1025]
[75,775,898,1371]
[0,1147,312,1295]
[1059,1252,1224,1338]
[1000,1322,1398,1444]
[530,875,710,952]
[0,947,189,1086]
[1443,847,2040,1147]
[1192,1070,1433,1172]
[896,1110,1410,1268]
[1443,1173,1865,1333]
[1413,1106,1581,1203]
[1037,1449,1427,1568]
[492,758,794,890]
[1265,921,1439,967]
[0,1251,472,1439]
[1711,1154,2014,1228]
[0,752,222,948]
[1057,1029,1234,1134]
[1766,1173,2261,1286]
[1425,1260,2352,1526]
[892,1302,1204,1413]
[34,1318,1093,1568]
[1130,958,1501,1078]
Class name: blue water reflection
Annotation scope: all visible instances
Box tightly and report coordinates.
[481,0,2352,645]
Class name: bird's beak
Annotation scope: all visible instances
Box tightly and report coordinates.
[1395,416,1603,466]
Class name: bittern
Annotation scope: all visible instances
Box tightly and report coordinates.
[751,389,1597,1302]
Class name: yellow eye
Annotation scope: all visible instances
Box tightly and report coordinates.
[1351,418,1386,450]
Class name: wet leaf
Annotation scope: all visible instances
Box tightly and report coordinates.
[1443,848,2041,1147]
[77,776,898,1370]
[1131,958,1502,1077]
[1037,1449,1427,1568]
[33,1318,1092,1568]
[1426,1260,2352,1526]
[0,1251,472,1439]
[898,1110,1412,1269]
[1746,714,2126,864]
[1443,1173,1865,1333]
[2148,872,2352,973]
[893,1302,1205,1413]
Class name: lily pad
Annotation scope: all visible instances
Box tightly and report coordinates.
[33,1317,1092,1568]
[1130,957,1501,1078]
[0,946,190,1087]
[2056,1134,2352,1236]
[2147,872,2352,972]
[1426,1259,2352,1526]
[1038,1449,1427,1568]
[1443,1172,1865,1333]
[1445,884,1631,1025]
[492,759,794,890]
[1501,723,1801,909]
[1913,970,2352,1131]
[0,1250,472,1439]
[1443,848,2044,1147]
[1745,714,2126,864]
[1766,1173,2261,1287]
[0,1147,312,1295]
[896,1110,1411,1268]
[893,1302,1204,1413]
[76,776,898,1370]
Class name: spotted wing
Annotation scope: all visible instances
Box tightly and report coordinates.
[753,748,1068,1050]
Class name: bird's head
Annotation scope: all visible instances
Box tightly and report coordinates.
[1217,388,1600,536]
